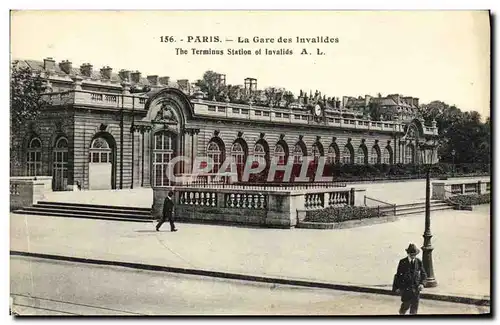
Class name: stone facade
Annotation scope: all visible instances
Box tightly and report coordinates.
[11,57,439,191]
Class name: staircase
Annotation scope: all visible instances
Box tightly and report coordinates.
[378,200,452,217]
[13,201,153,223]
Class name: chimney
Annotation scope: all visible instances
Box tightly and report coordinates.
[80,63,93,77]
[147,75,159,86]
[100,66,112,80]
[342,96,349,109]
[159,76,170,85]
[365,95,372,107]
[59,60,72,74]
[131,71,141,83]
[44,57,56,71]
[119,69,131,81]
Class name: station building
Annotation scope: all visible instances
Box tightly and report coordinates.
[10,57,439,191]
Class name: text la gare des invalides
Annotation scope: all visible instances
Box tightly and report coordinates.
[175,35,339,56]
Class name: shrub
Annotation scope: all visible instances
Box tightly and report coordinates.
[304,205,382,223]
[448,193,491,206]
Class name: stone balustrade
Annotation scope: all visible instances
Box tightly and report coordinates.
[431,177,491,200]
[10,176,53,211]
[44,90,147,110]
[152,185,365,228]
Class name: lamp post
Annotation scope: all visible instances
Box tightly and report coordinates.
[451,149,456,177]
[419,141,438,288]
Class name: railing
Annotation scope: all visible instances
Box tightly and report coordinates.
[43,90,147,110]
[364,195,397,215]
[181,179,347,191]
[10,184,19,196]
[178,190,218,207]
[225,193,268,209]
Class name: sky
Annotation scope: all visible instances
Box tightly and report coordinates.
[10,10,490,117]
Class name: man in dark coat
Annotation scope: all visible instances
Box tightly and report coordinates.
[392,243,427,315]
[156,191,177,232]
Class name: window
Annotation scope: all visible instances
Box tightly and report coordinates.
[275,113,282,118]
[152,132,175,187]
[275,143,286,165]
[312,143,322,163]
[293,143,305,163]
[241,109,249,115]
[283,113,290,119]
[294,115,300,120]
[302,115,307,120]
[53,137,69,190]
[370,147,379,164]
[255,110,262,116]
[342,147,352,164]
[405,145,415,164]
[208,106,216,112]
[356,147,366,165]
[217,107,226,113]
[327,145,337,164]
[254,143,266,167]
[263,111,270,117]
[383,148,391,164]
[232,108,240,114]
[27,137,42,176]
[231,142,245,165]
[207,141,222,173]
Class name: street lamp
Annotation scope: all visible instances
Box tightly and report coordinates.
[451,149,456,177]
[419,141,438,288]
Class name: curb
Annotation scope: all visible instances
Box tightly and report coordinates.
[10,250,490,307]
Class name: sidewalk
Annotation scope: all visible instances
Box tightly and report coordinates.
[10,205,490,301]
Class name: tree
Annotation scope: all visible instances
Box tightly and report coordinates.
[10,60,49,165]
[194,70,225,100]
[10,61,48,135]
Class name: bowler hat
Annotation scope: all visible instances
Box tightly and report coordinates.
[405,243,420,255]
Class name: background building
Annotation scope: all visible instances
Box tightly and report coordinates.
[10,57,439,191]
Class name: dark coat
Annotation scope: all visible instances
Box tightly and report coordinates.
[393,257,427,301]
[162,196,174,218]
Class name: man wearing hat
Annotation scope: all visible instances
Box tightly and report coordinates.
[392,243,427,315]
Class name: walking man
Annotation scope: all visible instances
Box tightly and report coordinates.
[392,243,427,315]
[156,190,177,232]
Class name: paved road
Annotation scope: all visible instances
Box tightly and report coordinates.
[11,205,490,299]
[10,256,489,316]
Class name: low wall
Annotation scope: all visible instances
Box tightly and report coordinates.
[10,176,53,210]
[432,177,491,201]
[152,185,365,228]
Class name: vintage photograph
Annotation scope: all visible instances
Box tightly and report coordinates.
[9,10,491,316]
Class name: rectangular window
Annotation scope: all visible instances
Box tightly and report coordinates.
[217,107,226,113]
[155,153,163,163]
[63,152,68,162]
[275,113,282,118]
[208,106,216,112]
[294,114,300,120]
[255,110,262,116]
[283,113,290,119]
[232,108,240,114]
[92,152,99,163]
[263,111,270,117]
[100,152,108,163]
[241,109,249,115]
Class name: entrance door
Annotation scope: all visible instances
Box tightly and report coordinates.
[53,137,69,191]
[89,137,113,190]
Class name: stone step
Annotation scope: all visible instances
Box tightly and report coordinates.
[30,203,151,216]
[36,201,151,212]
[13,208,152,223]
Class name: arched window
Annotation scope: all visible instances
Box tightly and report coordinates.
[89,137,111,163]
[275,143,286,165]
[356,147,366,165]
[207,141,222,173]
[254,143,266,167]
[370,147,380,164]
[27,137,42,176]
[383,147,392,164]
[152,132,175,187]
[342,146,352,164]
[53,137,69,190]
[312,144,322,164]
[405,144,415,164]
[231,142,245,165]
[293,143,306,163]
[327,146,337,164]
